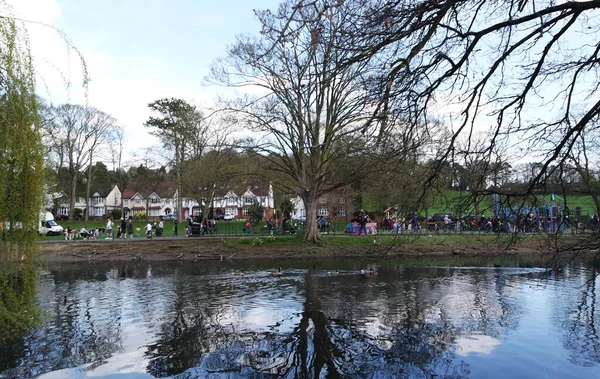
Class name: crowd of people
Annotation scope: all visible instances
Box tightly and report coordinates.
[63,216,171,240]
[59,210,600,241]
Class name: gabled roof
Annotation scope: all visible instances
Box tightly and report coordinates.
[123,181,177,199]
[93,186,113,197]
[152,181,178,198]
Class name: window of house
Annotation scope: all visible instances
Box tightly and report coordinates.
[227,197,236,205]
[242,208,249,215]
[149,208,160,216]
[339,198,346,204]
[134,198,142,205]
[338,208,347,217]
[244,197,253,205]
[124,199,130,206]
[318,208,328,216]
[319,197,327,204]
[151,196,159,204]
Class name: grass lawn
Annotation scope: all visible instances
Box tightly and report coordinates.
[40,219,293,240]
[364,189,597,216]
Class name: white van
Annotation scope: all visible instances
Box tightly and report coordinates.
[39,211,64,236]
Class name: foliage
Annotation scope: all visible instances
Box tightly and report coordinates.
[279,199,294,219]
[0,9,45,342]
[247,201,265,225]
[135,211,146,220]
[73,208,83,220]
[145,98,203,222]
[111,209,122,220]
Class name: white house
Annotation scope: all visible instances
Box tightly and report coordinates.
[89,185,122,217]
[122,181,178,220]
[182,182,275,221]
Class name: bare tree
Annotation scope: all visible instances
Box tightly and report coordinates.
[180,114,237,221]
[45,104,118,220]
[331,0,600,198]
[567,128,600,216]
[208,0,421,242]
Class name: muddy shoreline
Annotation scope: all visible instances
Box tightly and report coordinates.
[38,236,589,264]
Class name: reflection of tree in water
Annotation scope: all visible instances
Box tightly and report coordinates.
[558,266,600,366]
[143,267,523,377]
[144,275,301,377]
[8,281,123,377]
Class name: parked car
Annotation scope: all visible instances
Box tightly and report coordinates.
[161,214,178,221]
[223,214,235,221]
[56,214,69,221]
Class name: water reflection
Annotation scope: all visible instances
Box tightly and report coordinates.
[1,261,598,378]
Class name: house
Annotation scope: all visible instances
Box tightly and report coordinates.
[182,182,275,221]
[51,184,121,219]
[89,185,122,218]
[53,191,92,219]
[122,181,178,220]
[290,190,354,221]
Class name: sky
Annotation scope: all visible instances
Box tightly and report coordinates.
[9,0,281,166]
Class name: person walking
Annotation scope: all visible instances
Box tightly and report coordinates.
[127,218,134,239]
[120,217,127,239]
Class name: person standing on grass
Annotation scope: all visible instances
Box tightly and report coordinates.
[157,219,164,237]
[127,218,134,239]
[173,220,178,237]
[106,217,113,239]
[146,222,153,238]
[358,209,367,236]
[120,217,127,239]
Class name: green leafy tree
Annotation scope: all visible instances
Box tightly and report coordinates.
[145,98,201,222]
[0,9,45,342]
[247,201,265,226]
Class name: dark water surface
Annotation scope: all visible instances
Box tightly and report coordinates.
[1,259,599,378]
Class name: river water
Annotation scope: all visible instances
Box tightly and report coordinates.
[1,259,599,378]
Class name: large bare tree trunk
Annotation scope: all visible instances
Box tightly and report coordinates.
[303,196,320,243]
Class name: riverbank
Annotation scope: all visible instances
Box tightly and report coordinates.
[38,234,595,263]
